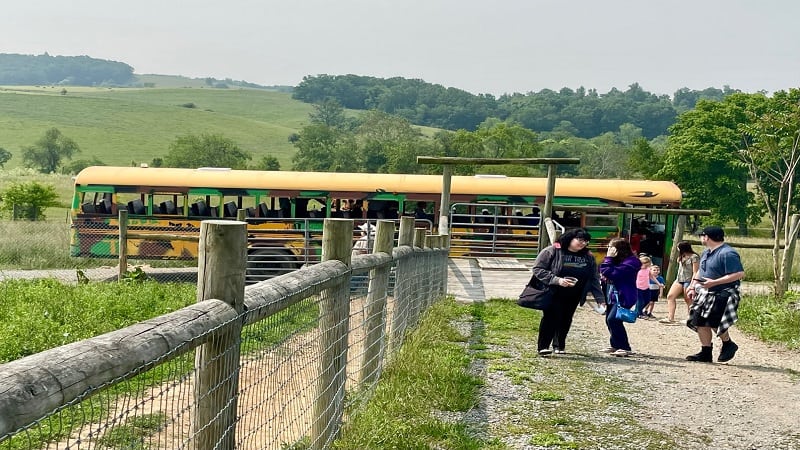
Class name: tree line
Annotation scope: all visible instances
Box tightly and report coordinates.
[0,53,135,86]
[292,74,739,139]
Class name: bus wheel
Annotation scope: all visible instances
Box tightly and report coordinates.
[246,249,297,284]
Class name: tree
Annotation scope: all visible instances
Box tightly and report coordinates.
[0,147,11,168]
[309,98,349,129]
[291,124,358,172]
[22,128,80,173]
[61,157,105,175]
[738,89,800,297]
[164,133,251,169]
[0,181,60,220]
[627,138,661,178]
[658,94,764,230]
[254,155,281,171]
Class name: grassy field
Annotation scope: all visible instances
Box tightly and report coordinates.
[0,84,314,168]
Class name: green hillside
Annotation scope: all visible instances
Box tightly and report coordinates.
[0,84,315,168]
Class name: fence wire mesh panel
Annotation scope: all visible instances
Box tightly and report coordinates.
[0,217,434,286]
[0,233,448,450]
[0,309,241,450]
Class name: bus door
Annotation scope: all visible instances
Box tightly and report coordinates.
[620,210,669,268]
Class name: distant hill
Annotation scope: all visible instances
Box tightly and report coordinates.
[0,53,135,86]
[134,74,293,92]
[0,53,292,92]
[0,85,314,169]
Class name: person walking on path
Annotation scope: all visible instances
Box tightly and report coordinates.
[685,226,745,363]
[660,241,700,324]
[530,228,606,356]
[599,238,641,357]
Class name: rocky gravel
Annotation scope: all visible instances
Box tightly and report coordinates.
[470,297,800,449]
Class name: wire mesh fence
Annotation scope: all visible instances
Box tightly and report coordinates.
[0,216,434,286]
[0,218,448,450]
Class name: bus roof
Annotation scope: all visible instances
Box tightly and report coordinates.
[73,166,682,206]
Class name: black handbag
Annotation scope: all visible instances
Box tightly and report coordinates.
[517,279,553,310]
[517,246,562,310]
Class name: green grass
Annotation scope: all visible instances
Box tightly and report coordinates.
[94,413,167,449]
[0,278,195,362]
[332,298,496,450]
[738,292,800,349]
[0,85,315,168]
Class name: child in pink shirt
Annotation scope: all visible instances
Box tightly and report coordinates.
[636,256,653,318]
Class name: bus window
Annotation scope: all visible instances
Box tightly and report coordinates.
[153,193,184,216]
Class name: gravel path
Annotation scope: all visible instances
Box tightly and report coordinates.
[475,298,800,449]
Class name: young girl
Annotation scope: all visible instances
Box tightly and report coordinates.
[659,241,700,324]
[644,265,665,318]
[635,256,653,318]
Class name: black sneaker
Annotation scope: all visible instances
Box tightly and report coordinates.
[718,340,739,362]
[686,346,713,362]
[538,349,553,357]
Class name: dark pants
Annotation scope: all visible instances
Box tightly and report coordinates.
[537,293,581,351]
[605,303,631,351]
[636,288,650,315]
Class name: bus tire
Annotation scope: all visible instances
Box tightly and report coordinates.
[246,249,298,283]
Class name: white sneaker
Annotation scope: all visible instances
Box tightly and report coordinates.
[612,349,631,357]
[598,347,617,353]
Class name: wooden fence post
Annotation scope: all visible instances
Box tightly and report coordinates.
[118,210,128,281]
[194,220,247,450]
[391,217,416,351]
[312,218,353,449]
[360,220,395,385]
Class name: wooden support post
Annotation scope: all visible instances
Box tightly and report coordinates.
[539,164,557,252]
[438,164,452,236]
[312,218,353,449]
[194,220,247,450]
[118,210,128,281]
[664,215,686,287]
[360,220,395,385]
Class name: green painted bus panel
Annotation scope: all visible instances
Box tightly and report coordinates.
[367,192,405,201]
[299,191,328,197]
[90,241,113,256]
[76,185,115,193]
[188,188,223,196]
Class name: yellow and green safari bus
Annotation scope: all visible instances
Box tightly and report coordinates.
[70,166,682,282]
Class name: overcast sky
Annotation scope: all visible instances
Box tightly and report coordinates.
[2,0,799,97]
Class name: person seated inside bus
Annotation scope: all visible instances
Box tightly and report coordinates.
[366,200,385,219]
[350,200,363,218]
[386,203,399,219]
[524,206,541,227]
[414,202,434,222]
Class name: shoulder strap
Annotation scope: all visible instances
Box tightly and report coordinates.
[551,247,564,276]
